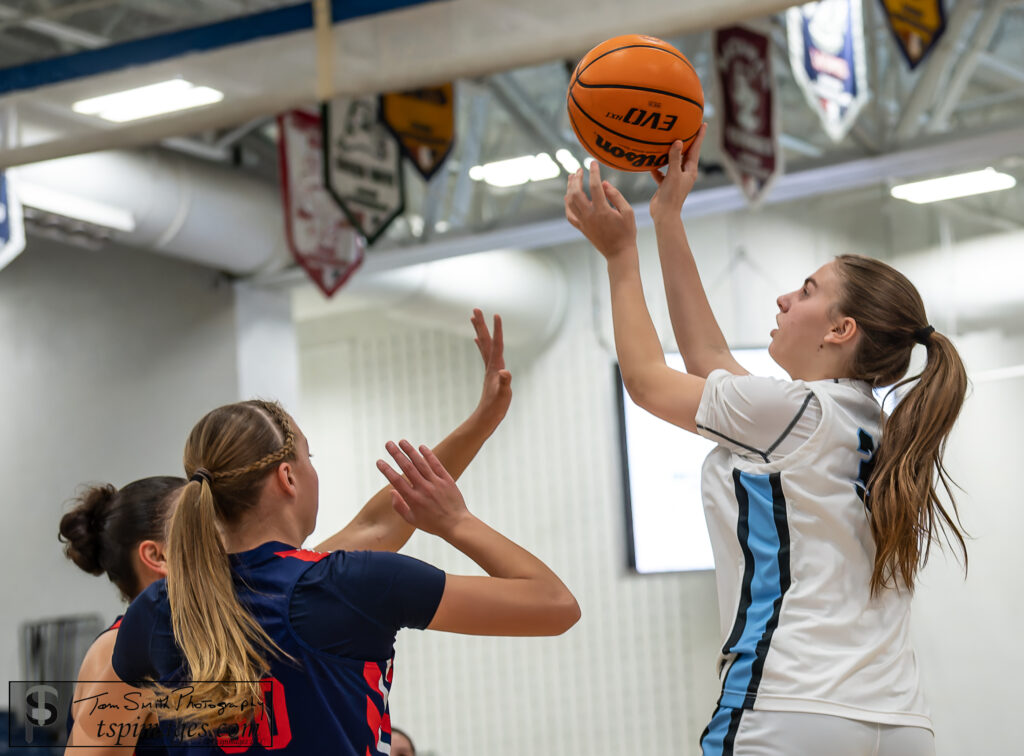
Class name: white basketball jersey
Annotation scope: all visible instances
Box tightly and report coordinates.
[696,370,931,729]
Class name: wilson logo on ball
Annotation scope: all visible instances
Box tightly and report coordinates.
[594,135,669,168]
[567,34,704,172]
[606,108,679,132]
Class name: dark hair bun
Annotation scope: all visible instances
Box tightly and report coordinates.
[59,484,116,575]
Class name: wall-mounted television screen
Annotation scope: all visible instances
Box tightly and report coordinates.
[616,349,787,574]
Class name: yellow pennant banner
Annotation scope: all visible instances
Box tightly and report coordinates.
[380,84,455,180]
[879,0,946,69]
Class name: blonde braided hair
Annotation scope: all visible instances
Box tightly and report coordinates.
[159,399,301,732]
[207,400,297,484]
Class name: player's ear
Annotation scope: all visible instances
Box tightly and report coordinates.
[273,462,298,496]
[825,316,858,346]
[138,539,168,576]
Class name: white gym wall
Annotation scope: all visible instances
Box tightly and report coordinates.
[0,237,239,708]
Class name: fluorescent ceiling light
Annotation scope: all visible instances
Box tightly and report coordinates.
[891,167,1016,204]
[555,149,581,173]
[469,153,562,188]
[16,181,136,232]
[73,79,224,123]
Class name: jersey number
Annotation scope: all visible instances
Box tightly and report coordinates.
[216,677,292,753]
[364,660,394,755]
[854,428,876,507]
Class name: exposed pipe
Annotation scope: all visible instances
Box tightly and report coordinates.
[13,148,290,274]
[291,249,568,352]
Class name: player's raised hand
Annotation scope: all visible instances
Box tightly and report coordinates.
[376,441,470,537]
[649,122,707,224]
[470,309,512,433]
[565,162,637,260]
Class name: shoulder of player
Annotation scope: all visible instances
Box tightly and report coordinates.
[76,629,119,681]
[295,549,417,592]
[711,370,812,407]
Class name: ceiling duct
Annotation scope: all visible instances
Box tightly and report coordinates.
[12,148,569,350]
[13,149,290,275]
[292,249,568,352]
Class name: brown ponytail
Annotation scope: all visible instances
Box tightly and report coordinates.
[161,400,297,731]
[833,255,968,595]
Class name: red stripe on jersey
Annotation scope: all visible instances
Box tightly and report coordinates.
[108,618,122,631]
[274,548,329,562]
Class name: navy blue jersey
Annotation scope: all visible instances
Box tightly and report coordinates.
[111,542,445,755]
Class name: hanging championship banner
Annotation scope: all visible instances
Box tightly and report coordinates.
[714,25,781,206]
[878,0,946,69]
[381,84,455,181]
[322,95,405,244]
[787,0,869,142]
[278,109,365,298]
[0,171,26,272]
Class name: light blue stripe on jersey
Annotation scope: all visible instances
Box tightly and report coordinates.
[720,472,783,709]
[700,705,742,756]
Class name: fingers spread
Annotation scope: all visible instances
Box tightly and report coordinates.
[564,197,582,227]
[602,181,633,216]
[398,439,434,479]
[683,123,707,173]
[472,310,492,361]
[588,161,609,208]
[565,167,584,199]
[376,457,413,501]
[491,314,504,365]
[390,489,413,523]
[383,440,423,488]
[420,444,455,483]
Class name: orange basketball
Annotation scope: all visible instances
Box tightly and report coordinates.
[567,34,704,172]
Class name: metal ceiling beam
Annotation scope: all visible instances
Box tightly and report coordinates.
[0,0,122,36]
[447,88,489,229]
[779,134,824,158]
[0,2,107,48]
[256,121,1024,285]
[0,30,51,58]
[956,85,1024,112]
[975,51,1024,86]
[485,72,583,173]
[893,0,980,142]
[928,0,1011,132]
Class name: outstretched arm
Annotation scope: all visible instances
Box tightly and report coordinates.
[565,163,704,433]
[376,441,580,636]
[649,125,747,378]
[315,309,512,553]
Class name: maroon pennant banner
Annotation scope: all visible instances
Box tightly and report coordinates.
[278,108,365,298]
[715,25,782,206]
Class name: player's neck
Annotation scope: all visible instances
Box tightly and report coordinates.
[221,510,305,554]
